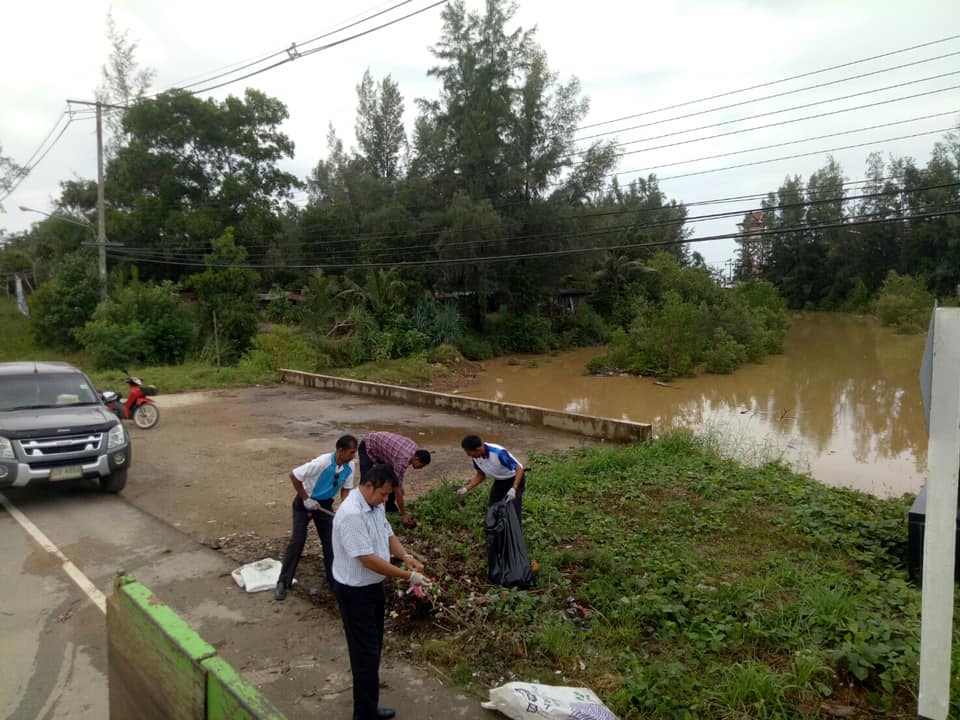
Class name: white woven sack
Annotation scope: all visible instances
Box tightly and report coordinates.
[481,682,618,720]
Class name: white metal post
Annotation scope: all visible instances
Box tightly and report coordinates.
[917,307,960,719]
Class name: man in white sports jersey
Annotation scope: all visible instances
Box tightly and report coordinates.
[456,434,526,523]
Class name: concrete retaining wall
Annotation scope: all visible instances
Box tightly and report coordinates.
[107,576,285,720]
[279,369,652,443]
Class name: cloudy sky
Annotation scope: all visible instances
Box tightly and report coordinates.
[1,0,957,270]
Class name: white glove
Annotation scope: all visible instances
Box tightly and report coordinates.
[455,486,468,496]
[409,572,429,586]
[303,498,321,511]
[505,487,517,502]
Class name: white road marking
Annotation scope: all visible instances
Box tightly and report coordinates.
[0,492,107,614]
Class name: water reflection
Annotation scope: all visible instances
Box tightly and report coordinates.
[458,313,927,498]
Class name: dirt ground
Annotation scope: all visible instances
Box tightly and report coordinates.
[125,382,590,590]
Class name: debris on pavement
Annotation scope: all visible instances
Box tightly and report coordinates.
[231,558,283,592]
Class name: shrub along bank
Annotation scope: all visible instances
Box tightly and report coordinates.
[398,433,945,719]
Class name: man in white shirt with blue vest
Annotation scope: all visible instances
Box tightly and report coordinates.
[456,434,526,524]
[333,463,430,720]
[275,434,358,601]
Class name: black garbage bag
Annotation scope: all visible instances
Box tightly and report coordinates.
[484,498,534,589]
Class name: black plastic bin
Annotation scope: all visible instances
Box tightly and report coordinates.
[907,484,960,583]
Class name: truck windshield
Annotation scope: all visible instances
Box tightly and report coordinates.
[0,374,100,412]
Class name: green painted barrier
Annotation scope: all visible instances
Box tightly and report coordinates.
[203,656,286,720]
[107,575,286,720]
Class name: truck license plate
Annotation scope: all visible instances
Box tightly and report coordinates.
[49,465,83,481]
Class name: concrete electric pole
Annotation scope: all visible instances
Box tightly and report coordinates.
[67,98,127,300]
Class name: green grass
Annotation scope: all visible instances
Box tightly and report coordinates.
[0,298,277,392]
[326,355,448,387]
[401,432,945,719]
[87,362,278,394]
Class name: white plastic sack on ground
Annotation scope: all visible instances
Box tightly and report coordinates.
[231,558,282,593]
[481,682,618,720]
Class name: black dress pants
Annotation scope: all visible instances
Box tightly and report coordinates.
[335,580,385,720]
[489,474,526,525]
[278,495,335,589]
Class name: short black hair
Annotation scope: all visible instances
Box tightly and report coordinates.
[336,434,358,450]
[364,463,397,489]
[414,449,431,466]
[461,434,483,451]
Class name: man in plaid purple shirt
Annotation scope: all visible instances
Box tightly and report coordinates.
[358,432,431,528]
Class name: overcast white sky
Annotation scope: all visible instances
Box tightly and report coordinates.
[1,0,957,269]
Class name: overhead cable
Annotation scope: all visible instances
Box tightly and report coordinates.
[576,35,960,132]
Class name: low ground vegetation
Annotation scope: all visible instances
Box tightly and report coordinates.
[872,270,938,334]
[393,433,948,719]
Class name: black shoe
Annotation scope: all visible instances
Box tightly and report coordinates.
[274,580,287,601]
[376,709,396,719]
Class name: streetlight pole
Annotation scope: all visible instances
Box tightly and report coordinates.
[17,206,91,229]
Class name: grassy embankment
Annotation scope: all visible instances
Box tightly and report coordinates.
[0,298,452,390]
[396,434,952,719]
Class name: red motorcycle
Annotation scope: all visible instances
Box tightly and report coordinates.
[100,369,160,429]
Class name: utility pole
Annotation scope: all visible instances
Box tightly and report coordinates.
[96,101,107,300]
[67,98,128,300]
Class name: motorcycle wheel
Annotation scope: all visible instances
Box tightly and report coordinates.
[133,402,159,429]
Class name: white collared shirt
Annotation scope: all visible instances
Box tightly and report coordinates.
[332,487,395,587]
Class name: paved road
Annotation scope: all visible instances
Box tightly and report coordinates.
[1,384,586,719]
[1,483,497,719]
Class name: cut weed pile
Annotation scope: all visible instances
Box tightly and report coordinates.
[386,432,956,719]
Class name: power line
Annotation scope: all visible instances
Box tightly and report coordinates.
[187,0,449,95]
[174,0,418,93]
[103,209,960,271]
[576,34,960,132]
[0,113,75,206]
[97,172,955,256]
[649,126,956,183]
[102,184,960,264]
[574,52,960,151]
[570,76,960,160]
[69,40,960,213]
[608,111,958,174]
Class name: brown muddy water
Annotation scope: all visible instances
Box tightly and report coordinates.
[457,313,927,498]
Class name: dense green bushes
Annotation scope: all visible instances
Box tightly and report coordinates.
[77,281,194,369]
[872,270,936,334]
[586,254,790,378]
[28,254,100,350]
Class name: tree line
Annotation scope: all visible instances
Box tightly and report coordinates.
[1,0,957,377]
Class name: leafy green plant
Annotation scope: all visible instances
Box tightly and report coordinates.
[188,228,261,363]
[77,280,194,369]
[240,325,315,371]
[29,254,101,351]
[485,312,555,354]
[872,270,935,334]
[264,286,303,325]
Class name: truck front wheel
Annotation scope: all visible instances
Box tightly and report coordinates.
[99,468,128,493]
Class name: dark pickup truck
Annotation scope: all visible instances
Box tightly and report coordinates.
[0,362,131,493]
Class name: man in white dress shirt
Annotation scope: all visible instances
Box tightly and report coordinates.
[332,463,431,720]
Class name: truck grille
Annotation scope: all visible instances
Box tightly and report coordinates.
[17,433,104,461]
